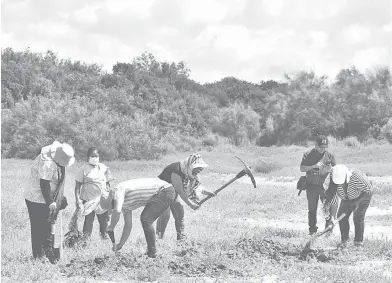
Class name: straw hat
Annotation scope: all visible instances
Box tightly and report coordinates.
[41,141,75,167]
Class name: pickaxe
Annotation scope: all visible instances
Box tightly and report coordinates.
[301,213,346,254]
[198,156,257,205]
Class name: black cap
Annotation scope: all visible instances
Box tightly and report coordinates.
[316,135,328,146]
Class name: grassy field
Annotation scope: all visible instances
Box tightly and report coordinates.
[2,143,392,282]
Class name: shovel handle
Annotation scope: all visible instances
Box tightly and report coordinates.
[334,213,347,224]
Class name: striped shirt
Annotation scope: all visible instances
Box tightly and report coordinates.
[327,170,373,206]
[112,178,172,212]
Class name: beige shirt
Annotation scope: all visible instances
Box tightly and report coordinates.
[24,154,63,204]
[75,163,114,202]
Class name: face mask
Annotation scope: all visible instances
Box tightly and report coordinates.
[89,157,99,166]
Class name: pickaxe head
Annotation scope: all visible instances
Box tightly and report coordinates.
[235,156,257,188]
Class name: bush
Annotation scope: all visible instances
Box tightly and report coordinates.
[343,136,361,147]
[202,138,217,147]
[253,159,283,174]
[381,118,392,143]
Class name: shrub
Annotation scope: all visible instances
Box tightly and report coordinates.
[343,136,361,147]
[254,159,283,174]
[202,138,218,147]
[381,118,392,143]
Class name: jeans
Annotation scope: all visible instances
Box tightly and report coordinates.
[25,199,52,259]
[82,201,109,237]
[156,198,185,240]
[140,186,177,257]
[306,185,337,233]
[338,193,372,242]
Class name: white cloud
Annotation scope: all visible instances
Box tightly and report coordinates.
[1,0,390,83]
[262,0,284,16]
[352,47,389,67]
[102,0,155,18]
[343,25,371,45]
[308,31,328,49]
[74,5,99,25]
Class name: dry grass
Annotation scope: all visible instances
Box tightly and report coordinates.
[2,144,392,282]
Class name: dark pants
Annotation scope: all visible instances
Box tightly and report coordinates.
[25,199,52,259]
[338,193,372,242]
[155,199,185,240]
[140,186,177,257]
[82,202,109,237]
[306,185,337,233]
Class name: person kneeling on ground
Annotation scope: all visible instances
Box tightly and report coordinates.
[105,176,211,258]
[155,153,215,240]
[324,164,373,248]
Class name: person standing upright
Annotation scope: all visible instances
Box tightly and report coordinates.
[300,135,337,235]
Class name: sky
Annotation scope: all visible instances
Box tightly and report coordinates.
[1,0,392,83]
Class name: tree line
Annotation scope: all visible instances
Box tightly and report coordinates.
[1,48,391,160]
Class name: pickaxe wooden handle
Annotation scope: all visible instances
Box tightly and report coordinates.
[198,156,257,205]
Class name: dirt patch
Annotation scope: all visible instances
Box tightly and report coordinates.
[168,261,240,277]
[228,238,338,263]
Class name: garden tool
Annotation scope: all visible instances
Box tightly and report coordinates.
[198,156,257,205]
[301,213,346,254]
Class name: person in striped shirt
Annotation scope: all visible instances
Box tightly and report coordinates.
[155,153,215,240]
[324,164,373,248]
[105,176,205,258]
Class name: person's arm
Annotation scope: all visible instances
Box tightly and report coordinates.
[74,181,83,209]
[40,179,54,207]
[171,173,200,210]
[300,164,322,172]
[300,152,320,172]
[116,210,133,251]
[105,167,115,191]
[38,161,56,211]
[107,190,124,232]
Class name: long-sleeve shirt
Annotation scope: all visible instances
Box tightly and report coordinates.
[325,170,373,207]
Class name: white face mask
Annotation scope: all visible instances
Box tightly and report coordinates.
[89,157,99,166]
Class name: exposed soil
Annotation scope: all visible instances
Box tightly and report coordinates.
[60,238,340,279]
[231,238,337,263]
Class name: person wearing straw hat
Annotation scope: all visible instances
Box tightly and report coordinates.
[155,153,215,241]
[324,164,373,248]
[24,141,75,263]
[74,147,114,240]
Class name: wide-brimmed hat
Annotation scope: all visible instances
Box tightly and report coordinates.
[41,141,75,167]
[332,164,352,185]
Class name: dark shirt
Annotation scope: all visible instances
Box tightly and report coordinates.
[301,148,336,185]
[157,162,185,184]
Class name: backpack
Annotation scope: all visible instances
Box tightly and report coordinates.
[297,176,307,196]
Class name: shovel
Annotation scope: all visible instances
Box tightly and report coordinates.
[301,213,346,254]
[198,156,257,205]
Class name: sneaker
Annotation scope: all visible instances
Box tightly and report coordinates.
[354,241,363,247]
